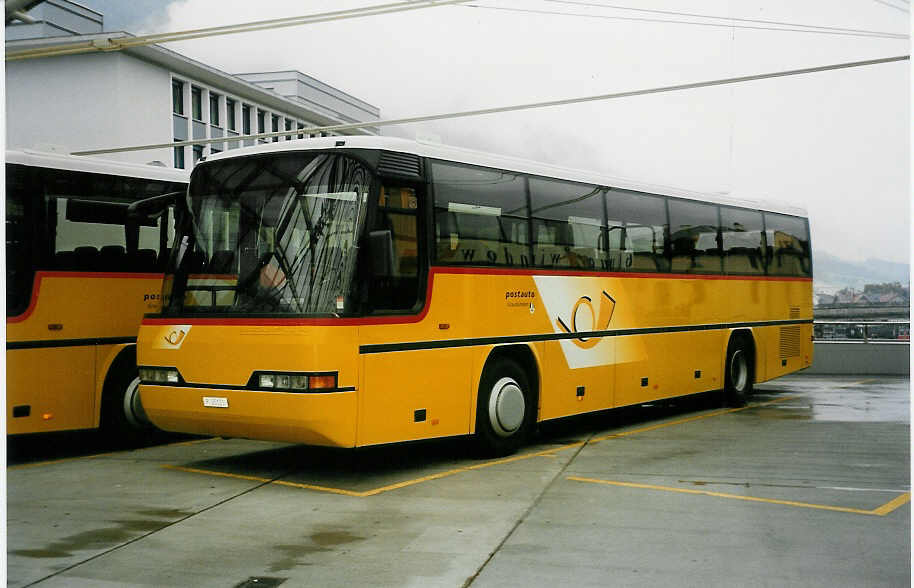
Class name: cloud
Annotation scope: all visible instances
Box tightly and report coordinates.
[158,0,910,263]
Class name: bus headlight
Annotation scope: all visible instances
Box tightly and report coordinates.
[250,371,336,392]
[139,366,181,384]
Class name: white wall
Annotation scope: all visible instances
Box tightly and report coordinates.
[6,52,173,167]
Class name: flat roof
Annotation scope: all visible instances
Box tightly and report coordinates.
[204,136,809,217]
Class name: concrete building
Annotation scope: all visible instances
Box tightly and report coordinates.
[5,0,380,169]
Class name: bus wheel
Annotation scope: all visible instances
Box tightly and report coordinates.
[724,336,753,407]
[102,365,151,440]
[475,358,532,456]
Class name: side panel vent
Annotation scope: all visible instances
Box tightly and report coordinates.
[789,306,801,319]
[779,326,801,359]
[377,151,422,179]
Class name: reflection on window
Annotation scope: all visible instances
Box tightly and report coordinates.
[606,189,669,272]
[174,154,371,315]
[367,186,421,311]
[764,212,811,277]
[191,86,203,121]
[6,167,32,314]
[172,80,184,115]
[721,207,765,275]
[669,199,720,273]
[432,161,528,267]
[530,177,606,270]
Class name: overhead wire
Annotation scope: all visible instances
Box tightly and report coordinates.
[5,0,471,61]
[543,0,909,38]
[71,54,910,157]
[464,3,908,39]
[871,0,909,12]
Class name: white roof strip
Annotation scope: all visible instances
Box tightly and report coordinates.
[203,136,808,217]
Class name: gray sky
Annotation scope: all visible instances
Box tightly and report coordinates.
[87,0,910,265]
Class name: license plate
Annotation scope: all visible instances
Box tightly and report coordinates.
[202,396,229,408]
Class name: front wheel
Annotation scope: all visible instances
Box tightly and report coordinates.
[102,365,152,441]
[475,358,533,456]
[724,336,753,407]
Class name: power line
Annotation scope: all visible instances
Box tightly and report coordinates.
[544,0,909,38]
[5,0,470,62]
[872,0,909,12]
[466,4,908,39]
[71,54,909,157]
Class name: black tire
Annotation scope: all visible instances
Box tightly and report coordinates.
[101,361,152,441]
[724,335,754,407]
[475,357,534,457]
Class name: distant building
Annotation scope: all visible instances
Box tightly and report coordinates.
[5,0,380,169]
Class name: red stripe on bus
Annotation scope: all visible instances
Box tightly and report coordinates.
[430,266,813,282]
[6,271,164,324]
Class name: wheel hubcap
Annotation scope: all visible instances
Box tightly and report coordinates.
[489,377,525,437]
[122,377,149,428]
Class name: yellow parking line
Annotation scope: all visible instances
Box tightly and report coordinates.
[567,477,911,517]
[871,492,912,516]
[163,395,796,497]
[163,464,366,497]
[9,436,217,470]
[589,394,795,444]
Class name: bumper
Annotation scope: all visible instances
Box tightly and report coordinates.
[140,384,358,447]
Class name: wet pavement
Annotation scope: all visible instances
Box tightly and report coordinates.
[7,374,910,587]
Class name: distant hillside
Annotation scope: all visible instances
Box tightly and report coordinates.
[813,252,909,294]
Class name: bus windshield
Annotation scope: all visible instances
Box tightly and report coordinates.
[164,152,372,315]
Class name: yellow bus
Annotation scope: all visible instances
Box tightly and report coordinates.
[137,137,812,455]
[6,150,188,437]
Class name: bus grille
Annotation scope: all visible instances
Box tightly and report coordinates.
[779,326,802,359]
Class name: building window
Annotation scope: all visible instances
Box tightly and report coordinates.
[191,86,203,121]
[227,99,237,131]
[174,145,185,169]
[172,80,184,115]
[271,114,280,142]
[297,122,304,139]
[209,92,220,126]
[242,104,251,134]
[257,110,265,133]
[193,144,204,164]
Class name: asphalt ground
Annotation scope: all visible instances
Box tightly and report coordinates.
[6,374,910,587]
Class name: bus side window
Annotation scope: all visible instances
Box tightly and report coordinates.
[5,165,35,316]
[764,212,811,277]
[606,189,669,273]
[369,185,421,311]
[721,207,764,275]
[668,199,721,274]
[529,178,605,270]
[431,160,528,266]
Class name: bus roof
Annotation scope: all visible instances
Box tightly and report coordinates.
[203,136,808,217]
[6,149,190,184]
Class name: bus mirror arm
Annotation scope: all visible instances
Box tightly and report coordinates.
[127,191,182,221]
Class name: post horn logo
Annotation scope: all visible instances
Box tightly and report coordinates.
[556,291,616,349]
[164,329,187,346]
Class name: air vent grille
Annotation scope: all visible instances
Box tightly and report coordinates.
[377,151,422,179]
[779,326,801,359]
[789,306,801,319]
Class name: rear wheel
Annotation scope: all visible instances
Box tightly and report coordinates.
[724,336,753,407]
[475,357,533,456]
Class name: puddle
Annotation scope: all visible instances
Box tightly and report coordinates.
[268,529,365,572]
[11,519,168,559]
